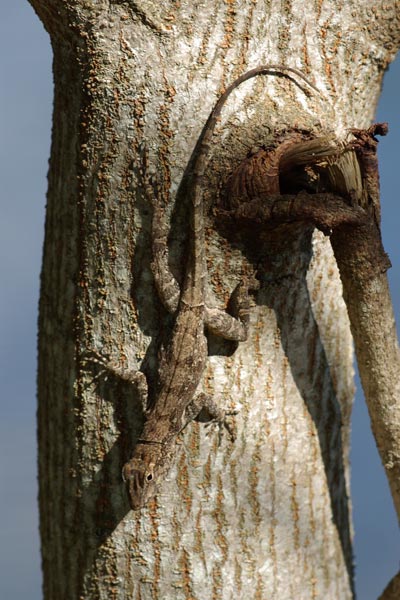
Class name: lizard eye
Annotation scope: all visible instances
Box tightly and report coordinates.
[146,472,153,482]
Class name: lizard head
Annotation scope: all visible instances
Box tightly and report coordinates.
[122,442,168,510]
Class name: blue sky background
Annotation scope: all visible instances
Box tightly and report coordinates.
[0,3,398,599]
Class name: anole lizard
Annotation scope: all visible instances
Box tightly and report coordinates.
[94,65,319,509]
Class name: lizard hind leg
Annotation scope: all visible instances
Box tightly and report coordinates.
[185,392,237,441]
[149,180,181,314]
[205,276,259,341]
[140,149,181,314]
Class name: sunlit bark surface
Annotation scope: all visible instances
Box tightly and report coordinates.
[30,0,399,598]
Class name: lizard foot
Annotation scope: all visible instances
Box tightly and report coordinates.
[186,393,238,442]
[82,349,148,404]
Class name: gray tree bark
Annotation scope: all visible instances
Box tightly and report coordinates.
[29,1,399,598]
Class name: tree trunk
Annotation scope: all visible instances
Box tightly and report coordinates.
[29,1,399,598]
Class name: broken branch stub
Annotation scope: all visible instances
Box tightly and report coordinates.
[219,125,400,524]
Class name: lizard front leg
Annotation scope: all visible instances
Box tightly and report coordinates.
[83,350,149,411]
[184,392,237,440]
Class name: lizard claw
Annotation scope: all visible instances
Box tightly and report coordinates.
[222,417,236,443]
[81,349,113,385]
[82,348,111,368]
[203,408,237,443]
